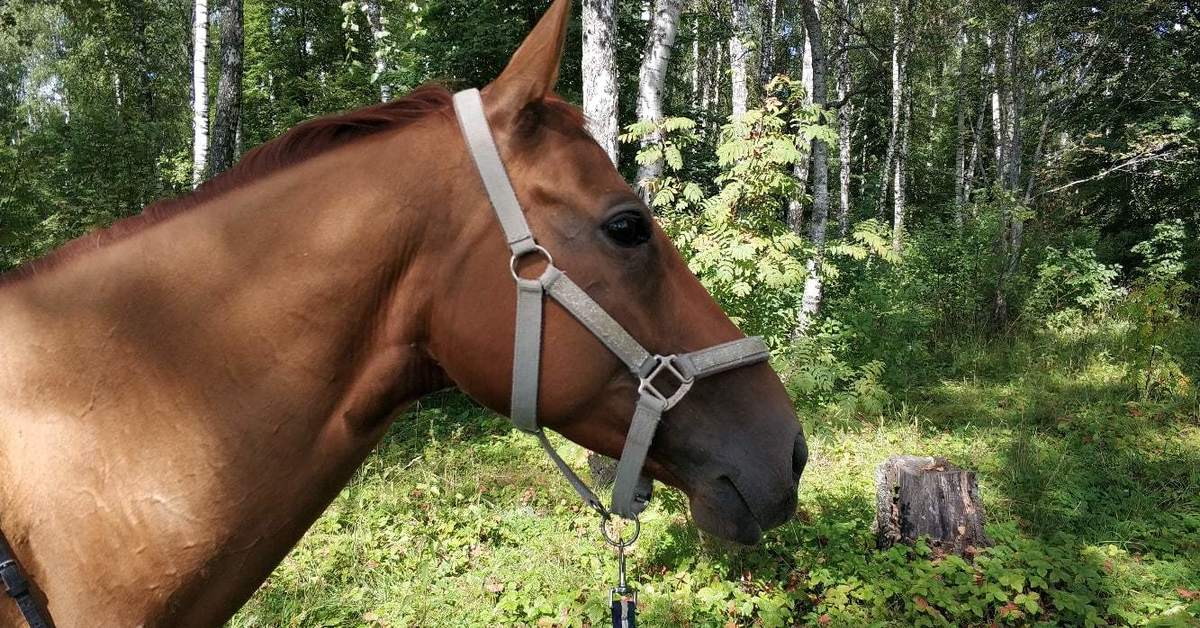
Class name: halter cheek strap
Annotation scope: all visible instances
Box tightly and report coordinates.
[453,88,770,519]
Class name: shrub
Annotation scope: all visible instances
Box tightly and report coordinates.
[621,78,834,347]
[1025,246,1123,326]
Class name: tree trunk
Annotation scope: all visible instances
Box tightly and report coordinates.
[964,86,988,208]
[361,0,390,103]
[787,9,815,232]
[835,0,853,237]
[1023,111,1050,205]
[208,0,243,178]
[1003,19,1022,193]
[892,78,910,253]
[636,0,685,199]
[874,456,992,556]
[191,0,209,187]
[987,29,1005,189]
[952,24,968,225]
[583,0,620,165]
[691,13,701,104]
[795,0,828,337]
[759,0,778,85]
[875,0,903,218]
[728,0,750,118]
[991,15,1022,326]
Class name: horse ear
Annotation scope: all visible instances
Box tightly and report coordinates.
[487,0,572,115]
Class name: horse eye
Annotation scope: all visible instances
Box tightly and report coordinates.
[602,211,652,248]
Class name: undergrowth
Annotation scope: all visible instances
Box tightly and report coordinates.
[232,315,1200,627]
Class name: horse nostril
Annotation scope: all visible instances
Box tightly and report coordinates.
[792,433,808,482]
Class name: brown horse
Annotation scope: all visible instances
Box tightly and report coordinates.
[0,0,806,624]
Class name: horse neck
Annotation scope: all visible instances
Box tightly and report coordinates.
[0,121,460,624]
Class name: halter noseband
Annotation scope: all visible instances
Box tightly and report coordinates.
[453,89,770,520]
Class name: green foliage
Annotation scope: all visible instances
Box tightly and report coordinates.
[1026,246,1124,326]
[1132,219,1189,284]
[233,315,1200,627]
[622,81,841,347]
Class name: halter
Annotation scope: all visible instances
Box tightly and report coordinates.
[453,89,771,520]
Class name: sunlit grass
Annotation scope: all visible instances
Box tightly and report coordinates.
[232,319,1200,627]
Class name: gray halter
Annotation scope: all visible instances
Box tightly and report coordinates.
[453,89,770,520]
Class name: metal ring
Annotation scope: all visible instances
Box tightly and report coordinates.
[509,245,554,281]
[600,515,641,548]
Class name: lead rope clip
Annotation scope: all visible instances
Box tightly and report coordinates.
[601,517,639,628]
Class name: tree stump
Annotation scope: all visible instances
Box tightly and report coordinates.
[874,456,991,556]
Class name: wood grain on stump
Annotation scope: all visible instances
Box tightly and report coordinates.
[874,455,991,557]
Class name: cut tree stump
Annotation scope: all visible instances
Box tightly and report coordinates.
[874,455,992,556]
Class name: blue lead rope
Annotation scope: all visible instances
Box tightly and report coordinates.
[611,596,637,628]
[0,535,52,628]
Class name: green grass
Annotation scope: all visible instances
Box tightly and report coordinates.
[231,318,1200,627]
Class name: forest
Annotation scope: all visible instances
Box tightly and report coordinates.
[1,0,1198,625]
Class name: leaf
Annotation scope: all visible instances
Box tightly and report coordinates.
[665,145,683,171]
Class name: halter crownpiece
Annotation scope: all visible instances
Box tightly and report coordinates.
[453,88,770,519]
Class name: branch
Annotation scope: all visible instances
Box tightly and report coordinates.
[824,82,877,109]
[1038,148,1178,197]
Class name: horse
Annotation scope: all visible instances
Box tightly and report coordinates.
[0,0,806,624]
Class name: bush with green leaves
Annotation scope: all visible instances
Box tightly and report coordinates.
[620,78,836,347]
[1025,246,1124,327]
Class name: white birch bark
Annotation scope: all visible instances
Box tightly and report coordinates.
[361,0,390,102]
[963,70,989,208]
[191,0,209,187]
[835,0,853,237]
[1003,18,1021,192]
[636,0,685,197]
[728,0,750,118]
[787,7,815,232]
[584,0,620,165]
[691,14,701,102]
[795,0,829,337]
[988,30,1006,188]
[875,0,903,217]
[893,79,910,253]
[952,24,968,223]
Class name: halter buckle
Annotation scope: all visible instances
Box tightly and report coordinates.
[509,244,554,281]
[638,355,694,410]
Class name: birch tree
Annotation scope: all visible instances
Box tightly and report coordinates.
[992,13,1025,324]
[795,0,829,336]
[963,74,989,209]
[191,0,208,186]
[787,11,814,233]
[952,23,969,223]
[583,0,619,165]
[835,0,854,236]
[636,0,685,198]
[988,29,1006,188]
[875,0,905,217]
[361,0,390,103]
[892,82,910,252]
[728,0,750,117]
[208,0,243,177]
